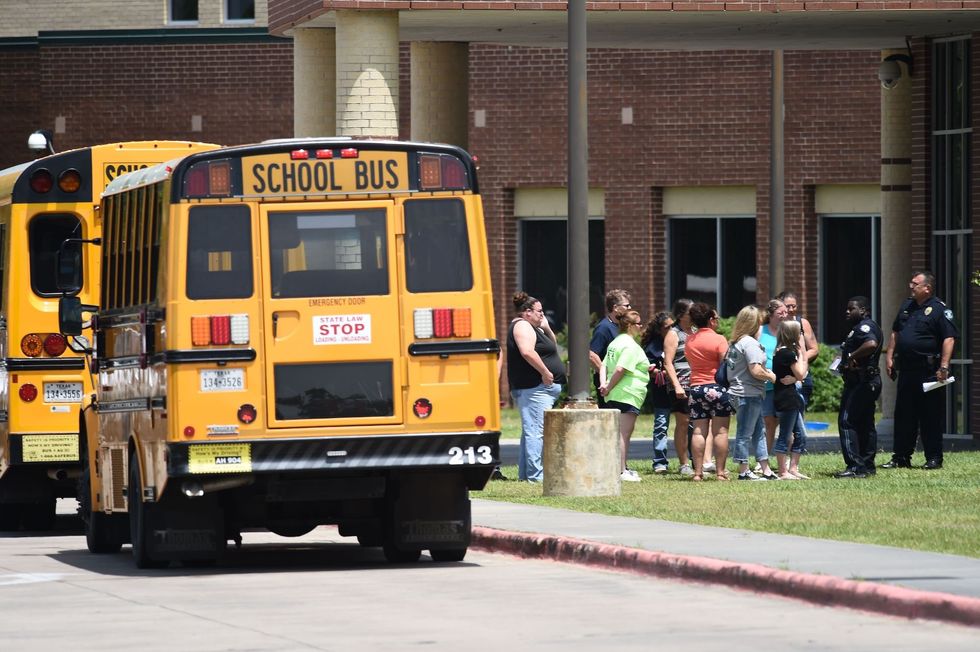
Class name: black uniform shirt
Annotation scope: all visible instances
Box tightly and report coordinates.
[893,296,959,357]
[842,317,883,369]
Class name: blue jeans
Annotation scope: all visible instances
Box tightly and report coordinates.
[512,382,562,482]
[774,409,807,454]
[652,407,670,468]
[732,395,768,463]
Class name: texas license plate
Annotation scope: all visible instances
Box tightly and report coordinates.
[43,382,83,403]
[200,368,245,392]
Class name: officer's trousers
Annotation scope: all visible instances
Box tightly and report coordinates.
[893,371,946,463]
[838,377,881,472]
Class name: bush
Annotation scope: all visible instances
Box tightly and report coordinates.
[808,343,844,412]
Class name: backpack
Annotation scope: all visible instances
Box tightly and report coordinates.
[714,345,733,388]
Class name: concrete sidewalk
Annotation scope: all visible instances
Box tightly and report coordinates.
[470,499,980,627]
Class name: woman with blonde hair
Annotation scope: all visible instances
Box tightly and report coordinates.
[600,310,649,482]
[773,319,810,479]
[726,305,778,481]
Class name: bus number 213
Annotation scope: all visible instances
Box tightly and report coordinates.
[447,446,493,465]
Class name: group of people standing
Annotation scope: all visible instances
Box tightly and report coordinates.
[504,270,958,484]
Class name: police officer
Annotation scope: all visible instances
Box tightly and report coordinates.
[834,296,883,479]
[883,272,958,470]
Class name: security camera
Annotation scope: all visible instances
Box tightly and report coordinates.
[878,59,902,89]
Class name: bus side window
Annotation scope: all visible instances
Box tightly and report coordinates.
[404,198,473,293]
[186,205,253,300]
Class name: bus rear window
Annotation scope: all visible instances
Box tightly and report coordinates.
[30,213,82,296]
[268,209,389,298]
[186,205,253,300]
[404,199,473,293]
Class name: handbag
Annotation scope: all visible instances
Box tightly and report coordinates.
[714,345,733,388]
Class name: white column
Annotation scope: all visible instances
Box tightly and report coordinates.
[411,42,469,148]
[336,10,399,138]
[293,28,336,138]
[878,49,913,429]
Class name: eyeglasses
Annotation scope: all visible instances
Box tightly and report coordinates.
[526,308,544,315]
[616,303,631,309]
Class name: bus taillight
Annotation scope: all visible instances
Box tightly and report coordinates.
[19,384,38,402]
[43,333,67,357]
[413,308,472,339]
[191,314,249,346]
[184,160,232,198]
[58,169,81,193]
[419,154,468,191]
[29,169,53,193]
[21,334,44,357]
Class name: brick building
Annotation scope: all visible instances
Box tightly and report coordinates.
[0,2,975,437]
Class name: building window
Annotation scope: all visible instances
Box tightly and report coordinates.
[225,0,255,22]
[169,0,198,23]
[819,215,880,345]
[667,216,756,318]
[519,218,604,330]
[931,36,972,436]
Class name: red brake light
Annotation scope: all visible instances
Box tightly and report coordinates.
[30,169,53,193]
[237,404,256,424]
[441,156,467,189]
[185,164,208,197]
[291,149,309,160]
[19,384,38,402]
[43,333,67,357]
[315,149,333,159]
[340,148,358,159]
[211,316,231,345]
[475,415,486,428]
[433,308,453,338]
[183,426,195,438]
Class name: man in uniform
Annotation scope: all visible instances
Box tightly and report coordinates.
[834,296,883,479]
[883,272,958,470]
[589,289,631,408]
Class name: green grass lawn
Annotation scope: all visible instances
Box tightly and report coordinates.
[480,448,980,558]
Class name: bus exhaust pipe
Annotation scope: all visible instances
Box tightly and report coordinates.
[182,476,253,498]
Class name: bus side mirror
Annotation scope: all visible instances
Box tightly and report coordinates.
[56,239,82,293]
[59,296,84,335]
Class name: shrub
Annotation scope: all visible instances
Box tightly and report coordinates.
[808,343,844,412]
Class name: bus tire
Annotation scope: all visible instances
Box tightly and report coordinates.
[429,547,467,563]
[128,451,166,569]
[79,465,123,554]
[382,541,421,564]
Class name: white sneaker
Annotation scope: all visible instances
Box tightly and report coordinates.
[738,471,765,481]
[679,464,694,476]
[620,469,641,482]
[702,462,717,473]
[653,464,668,474]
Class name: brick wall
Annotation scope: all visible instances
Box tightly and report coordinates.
[0,38,293,169]
[468,46,881,341]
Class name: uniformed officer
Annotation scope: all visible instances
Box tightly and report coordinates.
[834,296,883,479]
[883,272,958,470]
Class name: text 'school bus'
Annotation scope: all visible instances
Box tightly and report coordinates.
[0,141,218,531]
[58,139,501,567]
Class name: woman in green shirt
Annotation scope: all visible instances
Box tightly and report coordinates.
[599,310,650,482]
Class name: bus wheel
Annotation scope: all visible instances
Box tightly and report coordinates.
[429,547,467,563]
[79,465,123,554]
[128,452,166,569]
[382,540,421,564]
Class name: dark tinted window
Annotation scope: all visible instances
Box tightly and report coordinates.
[274,362,393,420]
[170,0,198,21]
[404,199,473,293]
[820,216,880,345]
[186,205,253,299]
[226,0,254,20]
[29,213,82,296]
[669,217,755,317]
[269,209,388,298]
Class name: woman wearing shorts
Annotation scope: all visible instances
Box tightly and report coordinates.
[683,303,732,481]
[599,310,649,482]
[663,298,695,476]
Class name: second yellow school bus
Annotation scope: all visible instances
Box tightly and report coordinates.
[60,139,500,566]
[0,140,217,531]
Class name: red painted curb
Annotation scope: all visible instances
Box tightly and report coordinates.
[471,526,980,628]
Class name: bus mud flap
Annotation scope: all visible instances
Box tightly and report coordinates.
[388,472,471,551]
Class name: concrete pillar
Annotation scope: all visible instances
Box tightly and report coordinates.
[335,10,399,138]
[293,28,336,137]
[411,42,469,148]
[878,49,914,430]
[542,408,621,497]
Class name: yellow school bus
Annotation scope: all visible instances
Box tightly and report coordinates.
[0,140,217,531]
[59,139,500,566]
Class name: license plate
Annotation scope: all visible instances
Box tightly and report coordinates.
[200,368,245,392]
[43,382,83,403]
